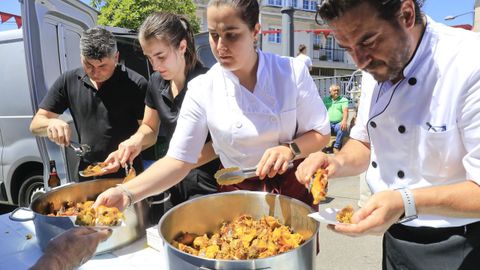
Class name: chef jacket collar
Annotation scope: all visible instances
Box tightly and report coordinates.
[401,15,432,80]
[222,50,270,98]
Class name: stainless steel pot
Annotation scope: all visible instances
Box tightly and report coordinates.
[9,178,149,254]
[159,191,319,270]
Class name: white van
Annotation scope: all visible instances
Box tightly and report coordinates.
[0,28,44,207]
[0,0,214,207]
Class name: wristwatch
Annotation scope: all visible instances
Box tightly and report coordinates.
[396,188,418,224]
[283,141,301,159]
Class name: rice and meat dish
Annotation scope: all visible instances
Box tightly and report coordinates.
[172,215,304,260]
[47,200,124,226]
[336,205,354,224]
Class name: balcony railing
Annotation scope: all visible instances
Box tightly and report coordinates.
[313,70,363,108]
[313,47,347,62]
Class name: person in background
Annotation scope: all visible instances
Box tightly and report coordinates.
[322,84,349,153]
[295,44,313,71]
[30,27,147,181]
[102,12,221,210]
[29,227,112,270]
[296,0,480,269]
[94,0,330,211]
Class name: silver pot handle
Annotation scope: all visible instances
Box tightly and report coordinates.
[149,192,171,205]
[9,207,35,222]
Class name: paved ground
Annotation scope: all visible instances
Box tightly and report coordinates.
[315,175,383,270]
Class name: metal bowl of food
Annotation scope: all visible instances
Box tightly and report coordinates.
[159,191,319,270]
[9,178,149,254]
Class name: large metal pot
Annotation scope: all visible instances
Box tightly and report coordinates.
[159,191,319,270]
[9,178,149,254]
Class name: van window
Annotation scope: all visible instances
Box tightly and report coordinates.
[39,17,85,101]
[115,35,151,79]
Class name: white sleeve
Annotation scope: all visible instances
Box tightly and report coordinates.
[307,57,312,68]
[349,72,376,143]
[461,69,480,184]
[294,61,330,136]
[166,78,209,164]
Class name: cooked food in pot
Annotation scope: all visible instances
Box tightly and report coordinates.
[311,169,328,205]
[92,205,124,226]
[172,215,304,260]
[46,200,125,226]
[336,205,354,224]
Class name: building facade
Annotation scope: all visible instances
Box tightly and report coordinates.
[193,0,357,78]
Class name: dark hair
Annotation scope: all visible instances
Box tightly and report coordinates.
[298,44,307,55]
[208,0,259,31]
[317,0,424,26]
[138,12,197,73]
[80,27,117,60]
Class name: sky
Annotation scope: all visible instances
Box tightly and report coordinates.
[0,0,476,32]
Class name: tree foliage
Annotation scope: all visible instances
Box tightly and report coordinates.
[90,0,200,33]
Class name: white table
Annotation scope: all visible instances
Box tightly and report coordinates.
[0,213,167,269]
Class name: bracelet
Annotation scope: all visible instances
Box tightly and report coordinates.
[116,184,134,208]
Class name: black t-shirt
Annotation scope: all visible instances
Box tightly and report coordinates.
[145,63,208,140]
[145,63,220,174]
[39,65,147,170]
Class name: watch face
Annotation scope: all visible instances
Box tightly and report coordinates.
[290,142,301,156]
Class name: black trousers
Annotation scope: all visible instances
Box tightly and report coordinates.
[383,221,480,270]
[148,162,220,224]
[168,168,218,206]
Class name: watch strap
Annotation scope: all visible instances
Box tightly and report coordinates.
[283,141,301,158]
[397,188,417,223]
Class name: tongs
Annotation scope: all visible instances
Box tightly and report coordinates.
[68,141,91,157]
[215,162,294,186]
[123,163,136,183]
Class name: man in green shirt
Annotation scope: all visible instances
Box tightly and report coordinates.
[322,84,349,152]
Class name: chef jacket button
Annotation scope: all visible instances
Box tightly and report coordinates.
[270,116,276,122]
[372,161,377,168]
[397,170,405,178]
[408,77,417,85]
[236,122,242,128]
[398,125,406,133]
[370,121,377,128]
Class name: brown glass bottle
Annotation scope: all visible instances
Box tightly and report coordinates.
[48,160,60,188]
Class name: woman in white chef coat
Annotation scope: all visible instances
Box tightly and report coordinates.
[94,0,330,209]
[296,0,480,269]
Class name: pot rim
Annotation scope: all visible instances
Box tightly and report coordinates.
[29,178,124,216]
[158,190,319,263]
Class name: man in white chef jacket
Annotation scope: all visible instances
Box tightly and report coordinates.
[296,0,480,269]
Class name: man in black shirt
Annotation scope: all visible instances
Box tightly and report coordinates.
[30,27,147,181]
